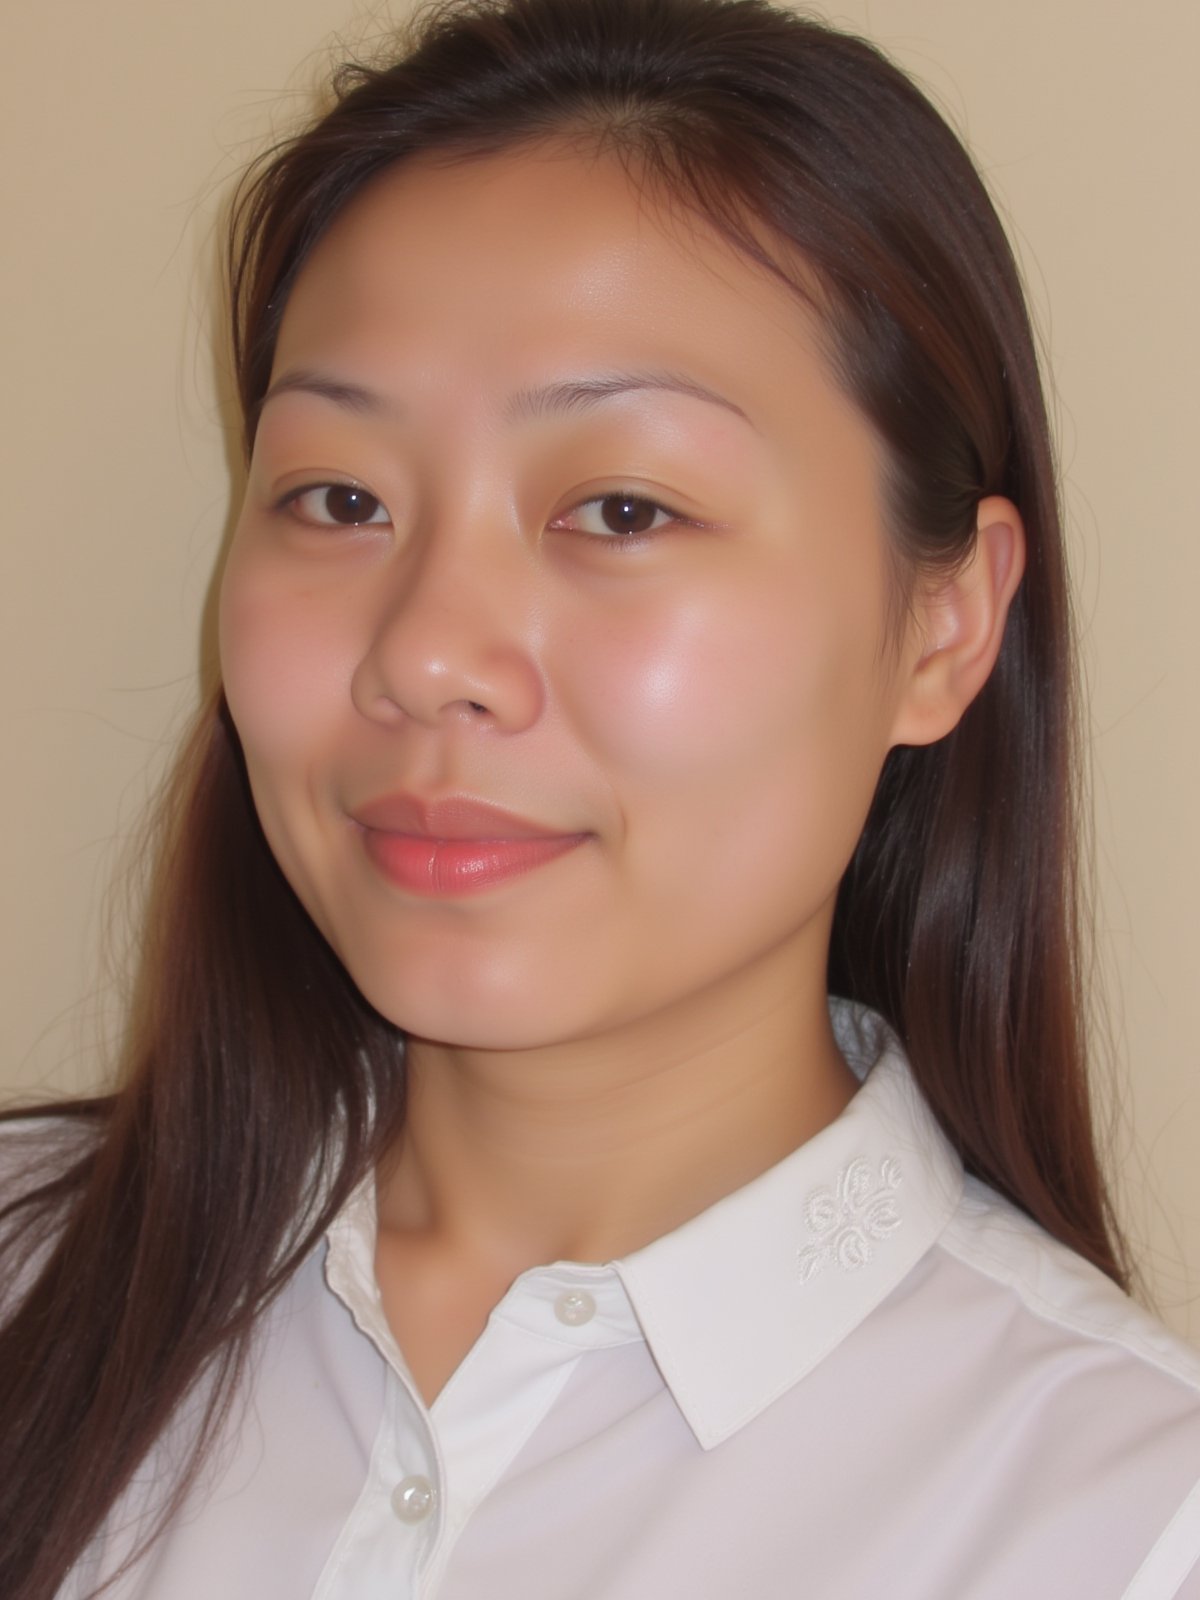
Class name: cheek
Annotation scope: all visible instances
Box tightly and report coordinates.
[550,572,885,789]
[564,597,727,774]
[218,553,356,769]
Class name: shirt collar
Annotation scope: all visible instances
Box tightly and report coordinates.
[324,1001,964,1451]
[613,1001,964,1448]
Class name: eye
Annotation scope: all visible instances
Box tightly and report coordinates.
[278,483,390,527]
[550,492,683,541]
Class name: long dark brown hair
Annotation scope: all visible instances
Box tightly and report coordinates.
[0,1,1125,1594]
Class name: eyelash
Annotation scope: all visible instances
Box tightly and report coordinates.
[274,483,390,528]
[273,482,695,545]
[548,492,694,545]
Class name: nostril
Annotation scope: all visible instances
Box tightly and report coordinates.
[466,701,488,714]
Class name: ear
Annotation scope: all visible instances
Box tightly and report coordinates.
[888,496,1026,749]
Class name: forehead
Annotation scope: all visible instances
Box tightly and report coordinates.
[270,140,862,445]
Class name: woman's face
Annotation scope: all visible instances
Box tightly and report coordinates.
[220,143,926,1050]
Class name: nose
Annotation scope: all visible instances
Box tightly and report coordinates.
[350,526,545,734]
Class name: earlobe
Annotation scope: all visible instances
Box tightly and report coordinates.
[889,496,1027,748]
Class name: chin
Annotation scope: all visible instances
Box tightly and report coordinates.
[335,940,602,1053]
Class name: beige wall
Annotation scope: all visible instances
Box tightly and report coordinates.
[3,1,1197,1338]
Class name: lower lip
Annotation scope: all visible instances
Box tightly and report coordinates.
[360,830,588,896]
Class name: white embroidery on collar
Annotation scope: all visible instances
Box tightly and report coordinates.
[797,1156,903,1281]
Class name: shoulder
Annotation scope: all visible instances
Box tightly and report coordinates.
[915,1177,1200,1596]
[939,1174,1200,1396]
[0,1105,104,1206]
[0,1105,107,1314]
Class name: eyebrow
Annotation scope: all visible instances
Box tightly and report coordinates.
[504,371,757,431]
[258,367,757,432]
[258,370,387,419]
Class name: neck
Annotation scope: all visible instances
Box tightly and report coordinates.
[375,964,856,1275]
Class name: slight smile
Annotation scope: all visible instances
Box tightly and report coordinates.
[350,793,591,897]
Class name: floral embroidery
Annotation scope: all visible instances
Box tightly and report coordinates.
[796,1156,903,1282]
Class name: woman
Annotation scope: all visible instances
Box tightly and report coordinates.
[2,0,1197,1595]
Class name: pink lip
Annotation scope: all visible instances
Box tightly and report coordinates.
[350,793,589,896]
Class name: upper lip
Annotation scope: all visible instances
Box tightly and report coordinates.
[350,792,579,840]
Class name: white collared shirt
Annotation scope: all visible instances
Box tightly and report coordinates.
[47,1006,1200,1597]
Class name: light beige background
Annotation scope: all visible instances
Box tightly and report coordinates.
[2,1,1197,1338]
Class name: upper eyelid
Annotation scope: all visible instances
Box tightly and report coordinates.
[546,493,713,551]
[272,480,392,526]
[272,477,382,507]
[552,489,695,523]
[268,480,703,531]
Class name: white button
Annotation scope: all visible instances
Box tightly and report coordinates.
[391,1474,436,1523]
[554,1288,597,1326]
